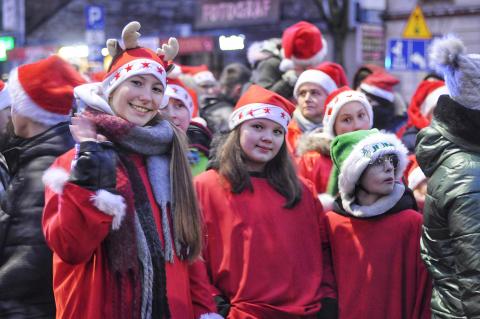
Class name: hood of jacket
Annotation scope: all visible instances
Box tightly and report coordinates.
[416,95,480,177]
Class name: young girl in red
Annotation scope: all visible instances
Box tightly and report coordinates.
[195,84,336,318]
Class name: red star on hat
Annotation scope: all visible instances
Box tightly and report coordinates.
[142,62,150,68]
[125,64,133,72]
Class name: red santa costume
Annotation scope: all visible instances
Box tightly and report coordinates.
[195,85,336,319]
[41,22,219,319]
[326,129,431,318]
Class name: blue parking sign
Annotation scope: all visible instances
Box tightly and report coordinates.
[85,5,105,30]
[386,38,432,71]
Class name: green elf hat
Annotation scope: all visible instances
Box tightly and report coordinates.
[330,129,408,202]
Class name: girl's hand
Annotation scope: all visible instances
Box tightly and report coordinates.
[70,115,106,143]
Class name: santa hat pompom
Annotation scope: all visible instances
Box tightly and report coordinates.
[429,35,465,68]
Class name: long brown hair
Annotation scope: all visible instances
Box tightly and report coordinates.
[216,128,302,208]
[168,121,203,261]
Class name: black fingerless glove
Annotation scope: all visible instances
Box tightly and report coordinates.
[69,141,117,191]
[317,298,338,319]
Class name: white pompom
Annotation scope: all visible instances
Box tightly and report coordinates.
[429,35,465,67]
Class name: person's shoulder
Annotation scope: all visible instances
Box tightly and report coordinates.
[194,169,220,185]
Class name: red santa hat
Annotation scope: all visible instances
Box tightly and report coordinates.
[102,21,179,108]
[165,78,195,118]
[8,55,86,126]
[407,158,426,190]
[293,62,348,98]
[229,84,295,131]
[0,80,11,111]
[170,64,217,87]
[359,71,399,102]
[279,21,328,72]
[322,86,373,139]
[407,80,448,129]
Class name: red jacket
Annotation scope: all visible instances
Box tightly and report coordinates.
[297,151,333,194]
[194,170,336,319]
[325,208,431,319]
[42,149,216,319]
[286,119,303,158]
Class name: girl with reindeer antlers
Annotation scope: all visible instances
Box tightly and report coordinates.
[41,22,221,319]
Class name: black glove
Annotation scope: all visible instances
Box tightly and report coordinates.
[69,141,117,191]
[317,298,338,319]
[214,295,231,318]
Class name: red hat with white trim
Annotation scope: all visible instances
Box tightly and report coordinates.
[175,64,217,86]
[294,62,348,98]
[229,84,295,131]
[359,71,399,102]
[102,21,179,107]
[407,158,426,190]
[322,86,373,138]
[279,21,328,72]
[0,80,11,111]
[165,78,195,118]
[407,79,448,129]
[8,55,86,126]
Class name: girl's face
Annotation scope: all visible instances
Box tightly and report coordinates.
[334,101,371,136]
[239,118,284,172]
[110,74,165,126]
[359,154,397,196]
[161,97,191,132]
[296,83,329,124]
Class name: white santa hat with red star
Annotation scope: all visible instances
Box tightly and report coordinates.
[279,21,328,72]
[165,78,195,117]
[8,55,86,126]
[229,84,296,131]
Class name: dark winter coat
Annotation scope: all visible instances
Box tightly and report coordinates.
[249,55,293,99]
[0,154,9,200]
[0,122,74,318]
[416,95,480,318]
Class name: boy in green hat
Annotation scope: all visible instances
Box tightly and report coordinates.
[324,129,431,318]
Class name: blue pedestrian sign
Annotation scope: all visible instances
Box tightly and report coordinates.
[85,5,105,30]
[386,38,432,71]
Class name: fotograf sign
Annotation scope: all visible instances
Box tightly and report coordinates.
[195,0,280,29]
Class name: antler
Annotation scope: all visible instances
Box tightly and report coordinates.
[157,37,179,62]
[106,39,121,57]
[122,21,141,49]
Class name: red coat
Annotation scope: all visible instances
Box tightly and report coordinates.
[297,151,333,194]
[325,209,431,319]
[42,149,216,319]
[286,119,303,158]
[194,170,336,319]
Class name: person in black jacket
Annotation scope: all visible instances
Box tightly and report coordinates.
[0,80,12,198]
[416,35,480,318]
[0,55,85,318]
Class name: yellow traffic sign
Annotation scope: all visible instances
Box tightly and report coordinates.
[402,5,432,39]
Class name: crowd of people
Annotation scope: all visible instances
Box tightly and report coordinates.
[0,19,479,319]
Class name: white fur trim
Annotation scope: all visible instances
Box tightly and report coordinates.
[318,193,335,212]
[408,166,427,190]
[343,182,405,218]
[199,313,224,319]
[323,90,373,139]
[338,132,408,203]
[296,129,331,156]
[191,116,207,127]
[102,58,167,97]
[42,167,70,194]
[165,84,194,117]
[359,83,394,102]
[0,83,11,111]
[193,70,216,85]
[74,82,114,115]
[294,69,337,98]
[280,38,328,72]
[91,189,127,230]
[229,103,291,131]
[8,68,71,126]
[420,85,449,117]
